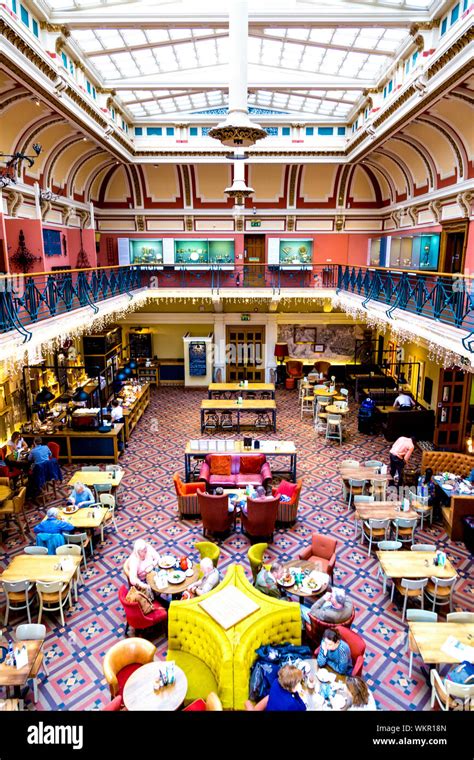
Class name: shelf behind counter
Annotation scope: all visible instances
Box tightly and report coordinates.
[120,383,150,441]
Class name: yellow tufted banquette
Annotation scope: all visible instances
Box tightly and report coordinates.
[166,564,301,709]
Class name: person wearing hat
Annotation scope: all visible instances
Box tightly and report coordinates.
[33,507,75,536]
[301,587,353,626]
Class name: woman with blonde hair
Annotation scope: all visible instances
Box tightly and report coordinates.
[127,539,160,591]
[266,664,306,711]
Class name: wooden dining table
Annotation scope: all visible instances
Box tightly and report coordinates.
[147,563,200,596]
[376,551,457,580]
[354,501,417,521]
[123,661,188,711]
[68,470,123,489]
[0,554,81,584]
[200,399,277,433]
[277,560,330,600]
[340,467,388,481]
[57,507,109,530]
[208,382,275,399]
[0,640,43,697]
[408,622,474,665]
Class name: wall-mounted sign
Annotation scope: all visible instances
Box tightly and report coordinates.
[189,341,207,376]
[250,220,261,227]
[241,313,251,321]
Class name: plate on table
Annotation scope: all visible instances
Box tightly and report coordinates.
[316,668,336,684]
[167,570,186,585]
[64,505,78,515]
[300,578,322,594]
[443,484,454,490]
[278,573,295,588]
[159,555,176,569]
[329,693,348,711]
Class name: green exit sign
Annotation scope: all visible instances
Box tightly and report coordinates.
[250,220,261,227]
[241,313,251,321]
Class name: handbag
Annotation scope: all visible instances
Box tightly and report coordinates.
[125,586,154,615]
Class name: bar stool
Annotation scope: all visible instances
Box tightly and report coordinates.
[203,412,219,433]
[334,387,349,402]
[220,412,234,432]
[300,394,314,419]
[326,414,342,444]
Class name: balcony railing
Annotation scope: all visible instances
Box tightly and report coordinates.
[337,265,474,351]
[0,263,473,352]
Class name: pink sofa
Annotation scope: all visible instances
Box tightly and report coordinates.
[199,453,272,490]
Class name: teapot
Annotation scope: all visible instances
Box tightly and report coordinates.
[179,556,188,571]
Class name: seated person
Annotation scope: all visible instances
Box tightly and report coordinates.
[446,661,474,686]
[5,431,30,472]
[241,485,273,516]
[317,628,353,676]
[33,507,75,536]
[344,676,375,711]
[109,399,124,423]
[255,561,284,599]
[301,587,353,626]
[27,436,52,465]
[128,539,160,592]
[266,665,306,712]
[68,482,95,509]
[181,558,220,599]
[417,467,436,503]
[393,387,416,410]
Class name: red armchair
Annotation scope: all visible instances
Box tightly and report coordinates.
[197,489,234,538]
[102,695,124,711]
[272,479,303,526]
[173,472,203,518]
[241,495,280,543]
[304,609,356,647]
[314,625,366,677]
[0,446,23,481]
[299,533,337,578]
[199,454,272,490]
[118,585,168,635]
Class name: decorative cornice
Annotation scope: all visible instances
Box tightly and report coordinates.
[427,28,473,80]
[457,191,473,219]
[0,20,57,82]
[288,165,298,207]
[135,215,145,232]
[5,190,23,217]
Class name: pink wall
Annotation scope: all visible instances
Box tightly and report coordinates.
[463,220,474,274]
[3,220,97,273]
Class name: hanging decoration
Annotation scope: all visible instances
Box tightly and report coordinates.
[75,228,91,269]
[9,229,41,273]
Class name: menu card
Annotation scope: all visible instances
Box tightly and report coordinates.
[14,645,28,670]
[441,636,474,663]
[225,440,235,451]
[208,440,217,452]
[216,440,226,452]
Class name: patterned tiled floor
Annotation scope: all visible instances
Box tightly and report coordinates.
[1,387,472,711]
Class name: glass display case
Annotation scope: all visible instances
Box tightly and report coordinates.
[129,239,163,266]
[174,239,235,268]
[388,234,440,271]
[278,239,313,269]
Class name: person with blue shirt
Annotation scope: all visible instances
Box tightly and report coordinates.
[68,481,95,508]
[317,629,353,676]
[266,665,307,711]
[33,507,74,537]
[28,436,52,465]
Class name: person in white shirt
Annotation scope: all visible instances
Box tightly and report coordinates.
[393,387,415,410]
[110,399,124,422]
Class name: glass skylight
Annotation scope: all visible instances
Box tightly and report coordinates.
[43,0,435,121]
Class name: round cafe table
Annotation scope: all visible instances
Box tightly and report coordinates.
[325,404,349,415]
[313,388,337,397]
[147,562,200,596]
[123,661,188,711]
[277,560,329,600]
[299,659,377,712]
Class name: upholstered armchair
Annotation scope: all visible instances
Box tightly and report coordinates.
[299,533,337,578]
[313,361,331,378]
[118,585,168,636]
[272,479,303,526]
[304,609,355,647]
[241,496,280,543]
[173,472,203,518]
[286,361,304,382]
[102,637,156,698]
[197,489,234,537]
[314,625,366,677]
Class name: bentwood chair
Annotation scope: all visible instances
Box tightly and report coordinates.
[392,517,417,547]
[362,518,389,555]
[406,609,438,677]
[2,579,34,625]
[347,478,367,510]
[36,580,71,627]
[15,623,48,703]
[392,577,428,622]
[446,611,474,623]
[430,669,474,711]
[376,540,402,594]
[424,576,456,613]
[63,531,92,568]
[56,544,82,601]
[353,495,374,540]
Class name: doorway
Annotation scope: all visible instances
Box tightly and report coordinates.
[434,367,471,450]
[440,221,468,274]
[225,325,265,382]
[244,235,265,286]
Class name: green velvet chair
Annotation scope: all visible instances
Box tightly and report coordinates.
[195,541,221,568]
[247,543,268,584]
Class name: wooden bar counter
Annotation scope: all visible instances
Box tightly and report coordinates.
[22,424,125,464]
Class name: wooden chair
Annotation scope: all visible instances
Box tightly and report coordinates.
[36,580,71,627]
[430,669,474,711]
[392,517,417,547]
[391,577,428,622]
[362,518,389,555]
[24,546,48,555]
[406,610,437,677]
[0,487,29,540]
[99,493,117,541]
[56,544,82,601]
[2,579,34,625]
[424,576,456,613]
[63,531,92,568]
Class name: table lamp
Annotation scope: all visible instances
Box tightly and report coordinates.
[274,343,289,387]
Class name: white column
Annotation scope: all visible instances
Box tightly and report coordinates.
[265,315,278,383]
[34,182,41,219]
[213,315,226,382]
[89,201,95,230]
[228,0,248,119]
